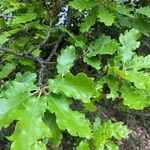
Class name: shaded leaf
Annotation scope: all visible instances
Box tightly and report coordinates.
[60,27,85,48]
[80,9,98,32]
[0,62,16,80]
[136,6,150,18]
[87,34,119,57]
[43,112,62,147]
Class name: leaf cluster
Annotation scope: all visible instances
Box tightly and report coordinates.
[0,0,149,149]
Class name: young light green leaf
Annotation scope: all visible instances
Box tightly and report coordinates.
[124,71,150,90]
[106,141,119,150]
[0,32,12,45]
[84,102,97,112]
[93,117,101,131]
[128,55,150,71]
[0,29,20,46]
[93,120,130,149]
[105,75,119,100]
[97,7,116,26]
[119,29,141,62]
[3,2,25,14]
[115,6,132,17]
[48,73,99,103]
[45,95,92,138]
[57,46,76,76]
[77,141,90,150]
[121,83,150,110]
[9,97,51,150]
[113,68,150,90]
[0,72,37,128]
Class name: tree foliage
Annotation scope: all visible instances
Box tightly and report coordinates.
[0,0,149,149]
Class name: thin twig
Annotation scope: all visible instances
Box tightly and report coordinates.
[37,21,53,48]
[28,21,53,53]
[0,48,37,61]
[37,57,46,88]
[46,32,65,62]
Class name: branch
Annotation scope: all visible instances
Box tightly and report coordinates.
[0,48,54,64]
[37,21,53,48]
[46,7,72,62]
[36,58,46,88]
[28,21,53,53]
[46,32,65,62]
[0,48,37,61]
[0,48,53,88]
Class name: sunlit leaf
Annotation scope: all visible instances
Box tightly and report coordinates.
[93,120,130,149]
[121,83,150,110]
[9,98,51,150]
[97,7,116,26]
[49,73,99,103]
[45,95,92,138]
[57,46,76,76]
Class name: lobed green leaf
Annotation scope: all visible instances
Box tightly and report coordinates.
[9,98,51,150]
[45,95,92,138]
[57,46,76,76]
[48,73,99,103]
[93,120,130,149]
